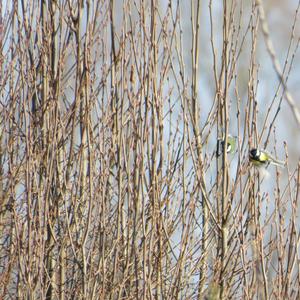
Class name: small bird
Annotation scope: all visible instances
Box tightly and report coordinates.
[217,135,237,157]
[249,148,285,167]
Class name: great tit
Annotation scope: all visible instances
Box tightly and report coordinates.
[249,148,285,167]
[217,135,237,157]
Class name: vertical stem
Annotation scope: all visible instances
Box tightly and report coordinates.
[189,1,208,298]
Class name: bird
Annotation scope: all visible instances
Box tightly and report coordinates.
[217,135,237,157]
[249,148,285,167]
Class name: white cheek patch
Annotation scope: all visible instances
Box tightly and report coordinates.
[227,144,232,153]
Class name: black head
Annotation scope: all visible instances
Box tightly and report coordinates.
[250,148,260,159]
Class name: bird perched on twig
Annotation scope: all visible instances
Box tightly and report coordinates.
[249,148,285,167]
[217,135,237,157]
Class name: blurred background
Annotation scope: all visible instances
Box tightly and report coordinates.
[1,0,300,299]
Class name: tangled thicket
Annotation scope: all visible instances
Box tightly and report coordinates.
[1,1,300,299]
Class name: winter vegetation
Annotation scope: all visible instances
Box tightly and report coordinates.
[1,0,300,299]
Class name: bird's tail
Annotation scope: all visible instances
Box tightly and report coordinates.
[270,157,285,167]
